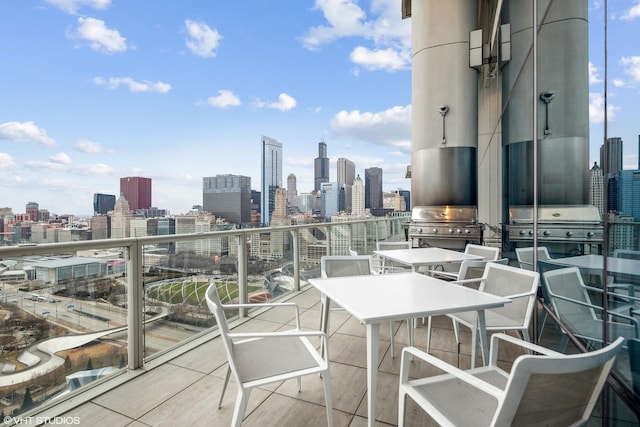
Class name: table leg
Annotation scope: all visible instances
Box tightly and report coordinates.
[320,295,331,358]
[472,310,489,369]
[366,323,380,427]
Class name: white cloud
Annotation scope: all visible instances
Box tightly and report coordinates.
[25,160,68,171]
[94,76,171,93]
[612,79,625,87]
[620,56,640,84]
[207,90,241,108]
[330,104,411,150]
[621,2,640,21]
[70,163,115,175]
[185,20,222,58]
[0,153,16,170]
[71,17,127,54]
[589,92,619,123]
[45,0,110,15]
[302,0,410,73]
[75,139,113,153]
[588,62,602,84]
[0,121,55,146]
[51,152,72,165]
[350,46,408,71]
[268,93,297,111]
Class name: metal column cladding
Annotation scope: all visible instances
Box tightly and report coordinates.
[410,0,478,207]
[502,1,589,206]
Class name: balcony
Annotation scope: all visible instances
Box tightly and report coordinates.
[0,216,638,425]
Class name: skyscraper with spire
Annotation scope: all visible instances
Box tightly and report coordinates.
[314,141,330,191]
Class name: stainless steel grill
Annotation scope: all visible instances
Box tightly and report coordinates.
[506,205,603,243]
[408,206,483,249]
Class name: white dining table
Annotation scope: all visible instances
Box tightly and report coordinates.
[309,272,509,427]
[373,246,485,273]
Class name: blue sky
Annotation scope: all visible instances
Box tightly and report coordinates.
[0,0,638,217]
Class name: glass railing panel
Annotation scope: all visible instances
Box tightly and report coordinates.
[0,244,129,416]
[248,229,296,302]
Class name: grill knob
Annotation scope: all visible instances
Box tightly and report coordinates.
[448,228,454,234]
[456,229,462,234]
[519,230,526,236]
[432,228,438,233]
[543,230,550,236]
[587,231,594,238]
[465,229,471,234]
[528,230,534,236]
[566,231,573,237]
[415,228,422,233]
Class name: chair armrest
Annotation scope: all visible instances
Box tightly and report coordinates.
[552,294,639,325]
[490,333,562,359]
[222,302,301,329]
[504,289,537,300]
[228,330,327,339]
[450,277,483,286]
[400,347,503,399]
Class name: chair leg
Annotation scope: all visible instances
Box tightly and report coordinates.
[452,319,460,344]
[219,366,232,408]
[537,311,547,343]
[397,392,406,427]
[297,376,302,392]
[231,389,249,427]
[322,369,334,427]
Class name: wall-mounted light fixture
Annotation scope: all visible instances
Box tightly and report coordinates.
[540,91,555,137]
[438,105,449,145]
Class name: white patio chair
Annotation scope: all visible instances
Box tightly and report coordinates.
[398,333,624,427]
[426,258,508,351]
[375,241,412,273]
[205,283,333,427]
[542,267,639,352]
[432,262,539,364]
[320,255,402,357]
[432,243,500,280]
[515,246,551,270]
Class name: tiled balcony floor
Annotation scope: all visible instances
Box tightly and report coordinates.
[55,285,564,427]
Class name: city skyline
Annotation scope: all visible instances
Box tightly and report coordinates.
[1,0,639,216]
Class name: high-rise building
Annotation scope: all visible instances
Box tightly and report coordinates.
[271,188,289,222]
[261,136,283,225]
[109,194,133,238]
[352,175,365,217]
[202,174,251,225]
[365,167,383,214]
[617,169,640,221]
[286,173,297,207]
[589,162,604,219]
[600,137,623,176]
[25,202,39,222]
[93,193,116,215]
[320,182,342,218]
[337,158,355,213]
[120,176,152,211]
[314,141,330,191]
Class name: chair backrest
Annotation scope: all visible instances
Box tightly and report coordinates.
[348,247,358,256]
[515,246,551,270]
[537,260,569,305]
[543,267,598,324]
[376,241,411,251]
[205,283,239,380]
[613,249,640,260]
[321,255,374,278]
[478,262,539,328]
[457,257,509,282]
[464,243,500,261]
[494,336,624,426]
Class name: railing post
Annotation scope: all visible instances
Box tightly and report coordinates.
[237,234,248,317]
[127,240,144,369]
[291,229,300,291]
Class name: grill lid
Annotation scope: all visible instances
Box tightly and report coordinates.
[411,206,478,223]
[509,205,602,225]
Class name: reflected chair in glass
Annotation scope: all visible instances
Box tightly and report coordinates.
[205,282,333,427]
[432,243,500,280]
[375,241,412,273]
[614,249,640,260]
[543,267,639,352]
[515,246,551,271]
[398,333,624,427]
[432,262,539,364]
